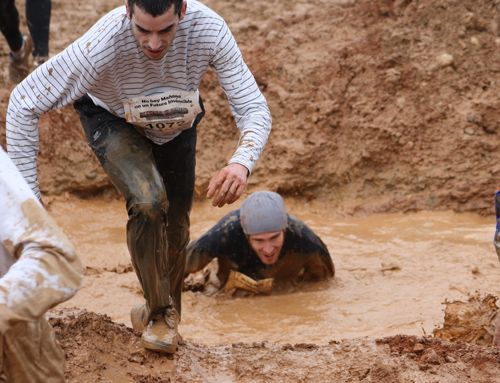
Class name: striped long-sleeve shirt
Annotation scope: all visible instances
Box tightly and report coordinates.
[6,0,272,198]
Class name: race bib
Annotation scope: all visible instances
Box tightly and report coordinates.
[123,90,202,142]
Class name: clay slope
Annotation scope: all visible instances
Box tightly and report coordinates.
[0,0,498,215]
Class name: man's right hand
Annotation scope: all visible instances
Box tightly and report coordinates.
[206,163,248,207]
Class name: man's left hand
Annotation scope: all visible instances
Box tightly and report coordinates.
[207,163,248,207]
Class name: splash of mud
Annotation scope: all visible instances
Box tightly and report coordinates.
[434,294,499,346]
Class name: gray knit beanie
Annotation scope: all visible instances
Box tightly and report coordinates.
[239,191,287,235]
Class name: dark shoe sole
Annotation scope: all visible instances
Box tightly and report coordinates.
[142,337,178,354]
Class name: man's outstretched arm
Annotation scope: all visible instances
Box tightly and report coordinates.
[207,20,272,207]
[302,253,335,282]
[184,240,217,277]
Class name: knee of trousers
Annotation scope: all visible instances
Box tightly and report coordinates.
[167,227,190,257]
[127,193,168,222]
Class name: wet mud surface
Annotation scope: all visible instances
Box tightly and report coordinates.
[46,197,500,382]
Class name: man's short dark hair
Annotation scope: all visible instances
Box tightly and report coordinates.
[127,0,184,17]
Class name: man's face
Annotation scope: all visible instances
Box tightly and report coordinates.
[248,231,285,265]
[127,1,187,60]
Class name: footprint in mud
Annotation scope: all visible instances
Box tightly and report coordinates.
[85,264,133,275]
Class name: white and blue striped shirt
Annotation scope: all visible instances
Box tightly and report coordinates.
[6,0,271,198]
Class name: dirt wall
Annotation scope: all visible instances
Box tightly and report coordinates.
[0,0,499,215]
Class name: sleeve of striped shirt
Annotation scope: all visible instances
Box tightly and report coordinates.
[6,40,99,198]
[210,22,272,173]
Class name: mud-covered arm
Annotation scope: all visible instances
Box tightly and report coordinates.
[287,216,335,282]
[299,228,335,282]
[0,148,84,333]
[210,21,272,174]
[184,240,217,276]
[301,251,335,282]
[185,211,242,276]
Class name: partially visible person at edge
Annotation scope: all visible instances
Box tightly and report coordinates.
[0,146,83,382]
[26,0,52,67]
[492,190,500,347]
[0,0,52,83]
[184,191,334,295]
[6,0,271,354]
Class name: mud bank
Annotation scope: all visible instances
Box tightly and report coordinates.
[49,309,500,383]
[1,0,499,214]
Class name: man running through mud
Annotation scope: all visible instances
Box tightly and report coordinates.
[184,191,334,295]
[6,0,271,354]
[0,146,83,381]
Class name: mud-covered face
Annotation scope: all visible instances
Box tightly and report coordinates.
[248,231,285,265]
[127,2,186,60]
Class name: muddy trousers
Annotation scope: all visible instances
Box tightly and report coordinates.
[26,0,51,57]
[74,95,202,318]
[0,0,51,55]
[0,0,23,52]
[0,317,65,382]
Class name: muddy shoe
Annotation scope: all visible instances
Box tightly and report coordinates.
[142,307,181,354]
[9,36,33,84]
[130,304,149,333]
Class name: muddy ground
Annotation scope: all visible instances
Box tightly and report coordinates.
[48,308,500,383]
[1,0,500,382]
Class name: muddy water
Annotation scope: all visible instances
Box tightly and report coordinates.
[50,197,500,345]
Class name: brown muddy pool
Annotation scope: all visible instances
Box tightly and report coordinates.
[49,197,500,345]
